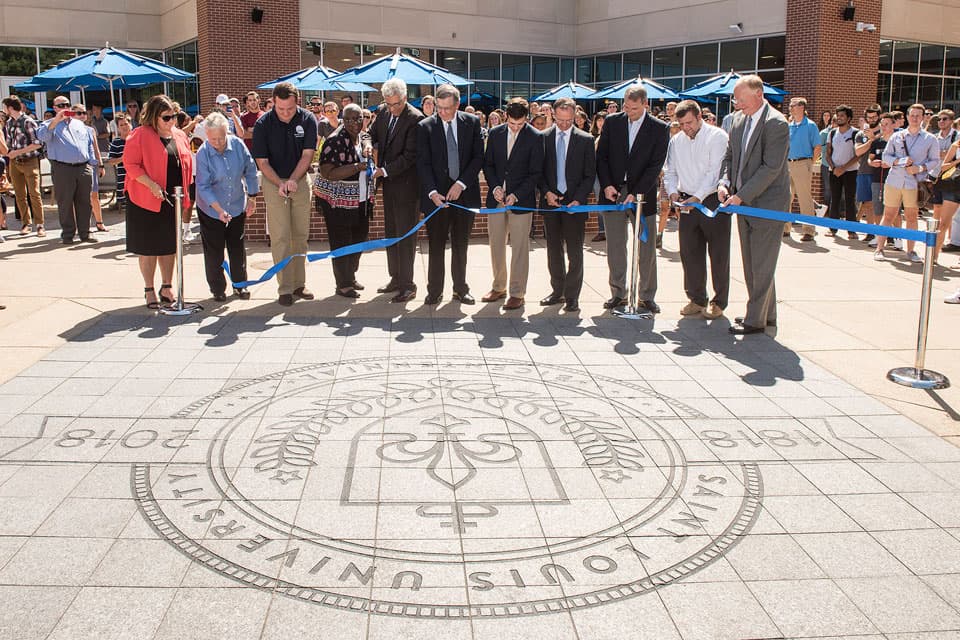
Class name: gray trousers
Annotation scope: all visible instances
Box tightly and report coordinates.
[51,161,93,241]
[602,211,657,301]
[737,215,782,327]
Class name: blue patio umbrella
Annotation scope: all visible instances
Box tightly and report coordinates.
[26,43,194,116]
[411,90,500,110]
[588,76,680,101]
[328,48,472,86]
[531,81,597,101]
[680,71,787,102]
[258,64,375,93]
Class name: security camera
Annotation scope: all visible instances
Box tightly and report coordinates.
[856,21,877,32]
[728,23,743,33]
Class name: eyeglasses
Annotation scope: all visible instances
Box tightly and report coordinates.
[324,108,337,113]
[362,115,371,120]
[383,99,403,109]
[159,114,176,122]
[940,116,952,121]
[72,111,86,116]
[53,103,69,108]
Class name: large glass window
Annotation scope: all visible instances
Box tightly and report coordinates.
[653,47,683,77]
[685,43,717,76]
[944,78,960,111]
[720,39,755,72]
[502,54,530,82]
[920,44,945,75]
[437,50,467,76]
[947,47,960,78]
[0,46,37,76]
[595,54,621,83]
[892,74,919,109]
[560,58,574,82]
[533,56,558,84]
[576,57,594,84]
[757,36,785,69]
[893,41,920,74]
[877,74,892,108]
[471,52,500,80]
[623,50,651,79]
[919,76,943,108]
[38,47,76,72]
[879,40,893,72]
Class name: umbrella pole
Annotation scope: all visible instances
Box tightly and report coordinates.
[109,79,116,127]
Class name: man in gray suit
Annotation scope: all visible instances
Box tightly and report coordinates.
[717,75,790,335]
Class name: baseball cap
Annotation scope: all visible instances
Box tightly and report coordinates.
[215,93,230,105]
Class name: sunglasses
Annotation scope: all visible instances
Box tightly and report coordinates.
[940,116,952,121]
[925,112,934,116]
[310,103,322,108]
[53,103,69,108]
[72,111,86,116]
[324,108,337,113]
[159,114,176,122]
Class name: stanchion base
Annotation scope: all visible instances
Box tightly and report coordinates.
[158,301,204,317]
[612,306,654,320]
[887,367,950,390]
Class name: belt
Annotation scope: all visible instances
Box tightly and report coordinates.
[51,159,88,167]
[13,155,39,163]
[788,157,813,162]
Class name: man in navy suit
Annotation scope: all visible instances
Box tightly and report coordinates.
[538,97,596,313]
[596,84,670,313]
[415,84,484,305]
[482,98,544,310]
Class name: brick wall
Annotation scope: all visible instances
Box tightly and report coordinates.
[196,0,301,114]
[242,178,603,243]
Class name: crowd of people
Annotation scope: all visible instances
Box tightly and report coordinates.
[0,72,955,320]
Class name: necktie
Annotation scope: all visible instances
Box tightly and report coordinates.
[387,115,397,139]
[446,120,459,181]
[737,115,753,190]
[507,130,516,159]
[556,130,567,195]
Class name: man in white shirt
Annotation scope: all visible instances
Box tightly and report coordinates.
[665,100,730,320]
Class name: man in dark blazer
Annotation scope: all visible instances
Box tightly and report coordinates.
[368,78,424,303]
[415,84,484,305]
[538,97,596,313]
[596,84,670,313]
[718,75,790,335]
[482,97,544,310]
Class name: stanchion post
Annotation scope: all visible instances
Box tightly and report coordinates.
[887,216,949,389]
[159,186,203,317]
[614,193,653,321]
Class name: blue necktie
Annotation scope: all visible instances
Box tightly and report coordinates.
[556,130,567,195]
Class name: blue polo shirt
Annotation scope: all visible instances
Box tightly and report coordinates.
[36,117,96,165]
[788,117,820,160]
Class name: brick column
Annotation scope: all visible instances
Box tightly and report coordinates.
[196,0,301,114]
[785,0,882,119]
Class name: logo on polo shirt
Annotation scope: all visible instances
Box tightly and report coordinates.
[294,125,304,138]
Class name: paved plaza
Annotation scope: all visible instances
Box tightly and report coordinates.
[1,207,960,639]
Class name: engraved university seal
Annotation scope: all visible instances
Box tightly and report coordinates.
[134,357,762,618]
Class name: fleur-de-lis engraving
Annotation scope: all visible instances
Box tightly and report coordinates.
[377,413,520,491]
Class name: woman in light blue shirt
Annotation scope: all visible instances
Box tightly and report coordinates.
[195,111,259,302]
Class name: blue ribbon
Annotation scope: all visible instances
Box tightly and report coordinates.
[223,201,641,289]
[685,202,936,245]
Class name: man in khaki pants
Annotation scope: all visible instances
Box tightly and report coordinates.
[251,82,318,306]
[786,97,821,242]
[2,96,45,236]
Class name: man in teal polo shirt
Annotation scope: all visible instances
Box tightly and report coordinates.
[786,97,821,241]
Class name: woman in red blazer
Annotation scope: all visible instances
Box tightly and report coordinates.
[123,94,194,309]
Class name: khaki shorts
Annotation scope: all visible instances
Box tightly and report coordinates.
[883,184,919,209]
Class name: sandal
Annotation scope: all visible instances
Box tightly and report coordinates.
[159,284,175,304]
[96,222,107,232]
[144,287,159,310]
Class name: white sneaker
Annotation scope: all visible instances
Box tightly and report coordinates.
[867,238,877,247]
[908,251,922,263]
[182,229,195,245]
[893,238,903,250]
[945,289,960,304]
[816,203,828,217]
[873,250,886,261]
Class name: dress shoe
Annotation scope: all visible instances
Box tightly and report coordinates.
[335,288,360,299]
[452,292,475,305]
[423,294,442,305]
[233,288,251,300]
[351,280,365,290]
[800,233,815,242]
[734,316,776,327]
[80,237,97,243]
[293,286,314,300]
[592,233,606,242]
[641,300,660,314]
[847,231,858,241]
[540,294,564,306]
[680,301,706,316]
[729,324,765,335]
[563,299,580,312]
[377,281,400,294]
[19,224,30,235]
[942,243,960,253]
[502,296,524,310]
[212,292,227,302]
[603,296,626,309]
[391,289,417,303]
[481,290,507,302]
[825,230,837,237]
[702,302,724,319]
[61,238,74,245]
[278,293,294,306]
